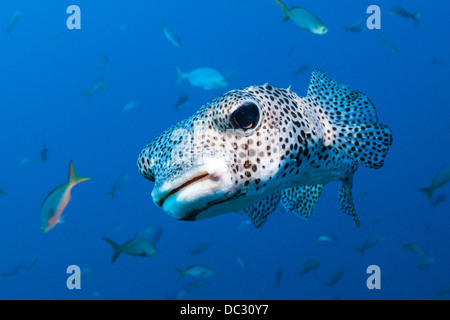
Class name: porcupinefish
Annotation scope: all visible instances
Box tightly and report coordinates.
[137,70,393,228]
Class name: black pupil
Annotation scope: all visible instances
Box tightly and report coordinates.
[230,102,259,131]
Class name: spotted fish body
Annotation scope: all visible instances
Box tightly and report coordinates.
[137,70,392,228]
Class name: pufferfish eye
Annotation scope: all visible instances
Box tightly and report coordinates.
[229,102,260,132]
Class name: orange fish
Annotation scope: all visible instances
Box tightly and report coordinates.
[40,161,90,234]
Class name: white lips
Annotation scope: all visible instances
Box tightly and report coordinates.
[151,158,232,220]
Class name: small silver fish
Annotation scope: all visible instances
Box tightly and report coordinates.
[327,269,345,288]
[380,36,398,53]
[292,62,312,77]
[174,93,189,110]
[174,264,214,278]
[82,79,106,101]
[355,234,385,257]
[344,19,366,33]
[419,165,450,202]
[6,10,21,38]
[189,243,211,256]
[234,253,248,268]
[106,174,129,198]
[40,144,48,162]
[298,260,320,276]
[103,236,157,263]
[388,7,419,23]
[315,234,337,243]
[176,66,228,90]
[163,21,182,47]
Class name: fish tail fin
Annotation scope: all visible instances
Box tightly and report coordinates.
[274,0,290,21]
[355,247,365,257]
[68,161,91,185]
[82,92,90,102]
[176,66,185,85]
[307,69,393,170]
[418,187,433,202]
[174,268,185,279]
[412,12,420,23]
[339,175,361,227]
[102,238,122,263]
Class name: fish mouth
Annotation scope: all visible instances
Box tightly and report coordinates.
[154,172,213,208]
[151,158,233,221]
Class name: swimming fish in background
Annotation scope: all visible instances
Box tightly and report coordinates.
[6,10,21,38]
[175,264,215,278]
[315,233,337,243]
[40,144,48,162]
[292,62,312,77]
[431,193,446,210]
[0,186,6,196]
[106,174,129,198]
[355,234,385,257]
[103,226,160,262]
[102,237,156,263]
[121,100,139,113]
[327,269,345,288]
[274,0,327,35]
[298,260,320,277]
[40,161,90,234]
[343,19,366,33]
[82,79,106,101]
[163,21,182,47]
[419,165,450,202]
[137,70,393,228]
[380,36,398,53]
[176,66,228,90]
[388,6,419,24]
[174,93,189,110]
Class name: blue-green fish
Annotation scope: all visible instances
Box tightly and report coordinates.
[355,234,385,257]
[388,7,419,23]
[327,269,345,288]
[82,79,106,101]
[6,10,21,38]
[40,162,90,234]
[163,21,182,47]
[298,260,320,276]
[419,165,450,202]
[275,0,327,35]
[103,227,160,263]
[176,66,228,90]
[175,264,214,278]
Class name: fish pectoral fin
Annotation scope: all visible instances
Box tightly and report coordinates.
[339,176,361,227]
[243,192,282,228]
[281,185,323,220]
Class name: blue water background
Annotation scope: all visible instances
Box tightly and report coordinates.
[0,0,449,299]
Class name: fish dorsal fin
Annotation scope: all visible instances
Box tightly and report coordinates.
[281,185,324,220]
[307,69,379,124]
[243,192,281,228]
[339,175,360,227]
[306,70,393,169]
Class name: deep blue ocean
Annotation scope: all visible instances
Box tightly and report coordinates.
[1,0,449,300]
